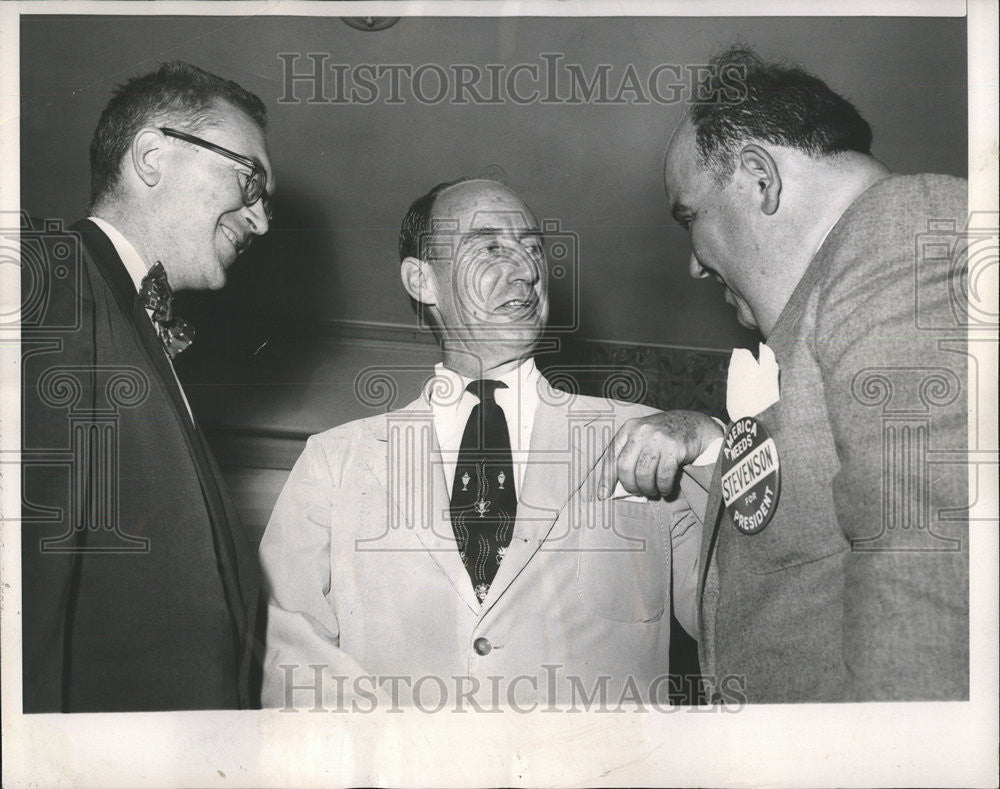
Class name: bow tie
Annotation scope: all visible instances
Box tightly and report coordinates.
[138,262,195,359]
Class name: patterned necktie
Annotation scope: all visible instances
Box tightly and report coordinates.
[138,262,195,359]
[450,379,518,604]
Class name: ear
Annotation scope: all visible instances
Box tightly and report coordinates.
[400,256,437,307]
[738,143,781,216]
[131,128,165,188]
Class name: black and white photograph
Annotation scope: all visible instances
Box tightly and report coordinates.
[1,1,997,786]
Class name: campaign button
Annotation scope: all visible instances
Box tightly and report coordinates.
[720,416,780,535]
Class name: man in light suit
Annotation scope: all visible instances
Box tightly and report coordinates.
[21,62,274,711]
[600,47,968,702]
[259,178,709,709]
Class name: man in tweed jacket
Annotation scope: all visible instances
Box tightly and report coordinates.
[600,47,968,702]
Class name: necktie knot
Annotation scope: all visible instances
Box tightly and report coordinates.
[139,261,195,359]
[466,379,507,404]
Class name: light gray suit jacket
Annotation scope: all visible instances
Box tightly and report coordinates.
[699,174,969,702]
[259,375,707,708]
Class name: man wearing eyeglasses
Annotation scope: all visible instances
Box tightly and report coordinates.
[21,61,274,712]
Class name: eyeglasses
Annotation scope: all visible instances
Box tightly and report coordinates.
[160,127,272,220]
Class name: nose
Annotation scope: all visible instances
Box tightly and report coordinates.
[688,252,708,279]
[242,199,270,236]
[504,242,542,285]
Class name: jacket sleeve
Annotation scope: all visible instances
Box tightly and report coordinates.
[667,469,707,639]
[813,181,968,700]
[258,434,387,709]
[20,230,95,713]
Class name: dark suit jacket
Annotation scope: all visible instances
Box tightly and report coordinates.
[21,218,260,712]
[698,174,969,702]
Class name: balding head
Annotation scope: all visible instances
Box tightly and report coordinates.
[399,179,550,376]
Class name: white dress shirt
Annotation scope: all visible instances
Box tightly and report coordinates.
[426,357,540,497]
[87,216,194,422]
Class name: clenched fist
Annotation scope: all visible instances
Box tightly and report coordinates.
[597,410,723,499]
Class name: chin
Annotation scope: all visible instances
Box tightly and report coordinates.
[214,262,231,286]
[475,327,541,355]
[204,255,231,291]
[196,267,226,291]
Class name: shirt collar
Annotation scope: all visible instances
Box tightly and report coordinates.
[426,357,541,495]
[426,356,540,409]
[87,218,194,418]
[87,216,151,294]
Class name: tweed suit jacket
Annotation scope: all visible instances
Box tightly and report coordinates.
[21,219,260,712]
[698,174,969,702]
[259,376,707,708]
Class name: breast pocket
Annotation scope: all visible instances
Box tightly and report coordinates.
[575,502,667,623]
[726,401,849,575]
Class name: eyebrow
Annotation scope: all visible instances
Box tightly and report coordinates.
[670,201,694,225]
[464,227,543,241]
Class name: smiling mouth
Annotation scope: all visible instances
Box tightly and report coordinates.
[494,297,538,314]
[220,225,246,255]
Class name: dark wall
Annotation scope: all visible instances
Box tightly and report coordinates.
[21,14,967,354]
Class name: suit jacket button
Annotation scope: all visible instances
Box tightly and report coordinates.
[473,637,492,656]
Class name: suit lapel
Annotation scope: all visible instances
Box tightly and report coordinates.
[695,456,725,680]
[368,398,480,613]
[72,220,193,434]
[480,380,591,613]
[698,442,726,602]
[369,380,602,617]
[74,221,195,432]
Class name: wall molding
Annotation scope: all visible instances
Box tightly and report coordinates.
[201,322,731,472]
[314,317,739,357]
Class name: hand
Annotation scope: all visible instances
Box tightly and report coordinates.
[597,410,723,499]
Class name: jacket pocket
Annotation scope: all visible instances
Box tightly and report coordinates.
[575,503,667,623]
[721,401,849,574]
